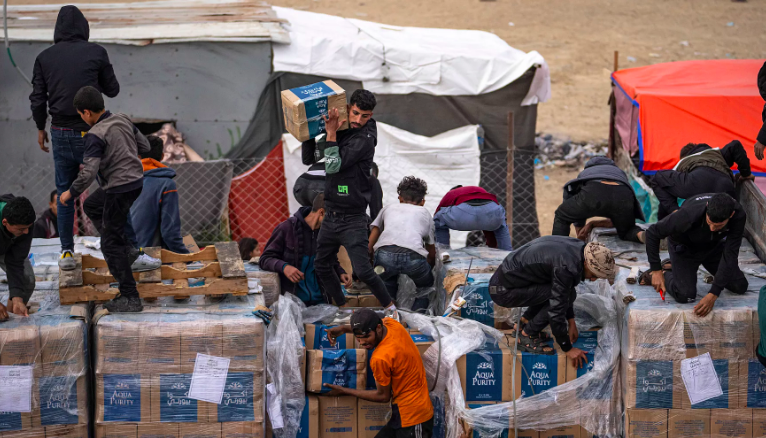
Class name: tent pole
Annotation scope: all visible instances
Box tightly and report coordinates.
[506,112,514,244]
[613,50,619,72]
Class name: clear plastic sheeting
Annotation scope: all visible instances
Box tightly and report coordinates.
[266,294,308,438]
[402,278,622,438]
[453,274,515,328]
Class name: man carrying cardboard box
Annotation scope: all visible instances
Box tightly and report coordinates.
[324,309,434,438]
[308,90,394,312]
[488,236,615,367]
[645,193,747,316]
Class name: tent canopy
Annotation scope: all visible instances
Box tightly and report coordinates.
[272,7,550,101]
[612,59,765,174]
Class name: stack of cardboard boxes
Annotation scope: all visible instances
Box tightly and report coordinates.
[623,301,765,438]
[95,313,265,438]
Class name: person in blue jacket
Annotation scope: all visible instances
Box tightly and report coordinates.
[130,136,189,254]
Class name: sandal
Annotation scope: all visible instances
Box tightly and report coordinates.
[661,258,672,271]
[518,334,556,355]
[638,270,653,286]
[508,322,551,341]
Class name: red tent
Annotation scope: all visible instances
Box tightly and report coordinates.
[611,59,765,175]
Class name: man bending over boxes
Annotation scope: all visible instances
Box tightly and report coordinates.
[324,309,434,438]
[488,236,615,368]
[645,193,747,317]
[0,195,36,318]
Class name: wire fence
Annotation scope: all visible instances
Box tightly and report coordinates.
[0,148,540,252]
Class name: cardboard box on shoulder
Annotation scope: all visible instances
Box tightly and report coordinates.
[96,322,141,375]
[96,374,150,423]
[625,409,668,438]
[358,399,391,438]
[223,319,264,372]
[298,396,319,438]
[137,423,179,438]
[96,424,138,438]
[222,423,264,438]
[306,349,367,394]
[150,374,209,423]
[305,324,353,351]
[318,396,357,438]
[180,319,223,374]
[281,81,348,142]
[40,321,86,377]
[208,371,264,423]
[178,423,221,438]
[625,360,685,409]
[683,359,737,409]
[668,410,710,438]
[711,409,752,438]
[45,424,88,438]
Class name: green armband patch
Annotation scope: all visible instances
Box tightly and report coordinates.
[325,146,341,174]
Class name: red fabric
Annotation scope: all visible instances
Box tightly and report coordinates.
[611,59,766,174]
[229,143,290,254]
[435,186,498,212]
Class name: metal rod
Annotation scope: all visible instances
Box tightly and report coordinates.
[3,0,32,86]
[506,112,514,243]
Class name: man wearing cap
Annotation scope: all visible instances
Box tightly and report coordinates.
[488,235,615,367]
[645,192,748,317]
[324,309,433,438]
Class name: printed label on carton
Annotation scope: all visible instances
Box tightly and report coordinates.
[0,412,22,431]
[635,361,674,409]
[461,286,494,327]
[159,374,199,422]
[690,359,732,409]
[746,358,766,407]
[217,373,255,422]
[39,376,78,425]
[103,374,142,422]
[465,350,502,401]
[310,324,346,350]
[520,353,560,398]
[320,350,360,392]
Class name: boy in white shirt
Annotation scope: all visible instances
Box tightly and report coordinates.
[368,176,436,310]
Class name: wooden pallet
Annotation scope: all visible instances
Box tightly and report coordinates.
[58,242,247,304]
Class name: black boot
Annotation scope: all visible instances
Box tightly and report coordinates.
[104,294,144,313]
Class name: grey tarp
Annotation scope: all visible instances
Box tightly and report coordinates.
[226,70,540,247]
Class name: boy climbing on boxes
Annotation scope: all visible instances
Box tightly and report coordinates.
[324,309,434,438]
[368,176,436,311]
[59,86,152,313]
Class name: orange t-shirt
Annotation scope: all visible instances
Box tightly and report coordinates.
[369,318,433,428]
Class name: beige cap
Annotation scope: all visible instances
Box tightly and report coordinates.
[583,242,616,279]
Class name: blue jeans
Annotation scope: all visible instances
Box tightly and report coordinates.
[433,203,513,250]
[51,127,85,252]
[374,248,434,311]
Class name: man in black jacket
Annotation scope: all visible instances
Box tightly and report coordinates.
[552,157,645,242]
[754,61,766,160]
[29,5,120,267]
[33,190,59,239]
[0,195,36,319]
[488,236,615,367]
[308,90,392,311]
[650,141,752,219]
[646,193,747,317]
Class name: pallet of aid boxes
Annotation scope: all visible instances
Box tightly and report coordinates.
[94,310,265,438]
[623,300,757,438]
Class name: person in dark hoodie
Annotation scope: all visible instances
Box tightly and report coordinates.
[260,194,351,306]
[305,90,393,312]
[650,141,753,220]
[754,61,766,160]
[645,193,747,317]
[29,5,120,268]
[33,190,59,239]
[0,195,36,319]
[552,157,646,243]
[130,136,189,254]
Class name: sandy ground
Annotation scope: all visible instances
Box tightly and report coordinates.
[536,166,581,236]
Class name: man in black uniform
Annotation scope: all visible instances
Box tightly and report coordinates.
[650,141,753,219]
[645,193,748,317]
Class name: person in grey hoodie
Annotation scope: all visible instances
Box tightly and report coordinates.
[552,157,645,243]
[60,86,151,313]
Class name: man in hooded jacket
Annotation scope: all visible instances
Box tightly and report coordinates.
[754,61,766,160]
[29,5,120,269]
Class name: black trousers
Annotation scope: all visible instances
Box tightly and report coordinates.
[552,181,642,242]
[315,211,392,307]
[83,187,142,298]
[663,239,748,303]
[651,168,736,220]
[376,417,433,438]
[488,273,575,337]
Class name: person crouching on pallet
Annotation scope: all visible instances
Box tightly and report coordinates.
[59,86,153,313]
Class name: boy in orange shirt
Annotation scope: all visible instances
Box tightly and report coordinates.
[325,309,433,438]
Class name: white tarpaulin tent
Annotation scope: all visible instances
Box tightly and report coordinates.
[282,123,481,248]
[272,7,550,103]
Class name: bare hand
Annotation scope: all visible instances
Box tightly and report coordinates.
[576,224,593,241]
[735,173,756,186]
[59,190,73,206]
[651,270,666,293]
[323,383,347,396]
[0,303,8,321]
[38,130,50,153]
[755,141,765,160]
[9,298,28,317]
[568,319,579,344]
[340,273,353,289]
[566,347,588,369]
[283,265,305,283]
[322,108,346,136]
[694,294,717,317]
[325,326,346,347]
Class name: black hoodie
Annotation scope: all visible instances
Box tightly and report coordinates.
[29,6,120,132]
[758,61,766,145]
[0,194,33,302]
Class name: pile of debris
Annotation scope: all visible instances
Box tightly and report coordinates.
[535,134,608,169]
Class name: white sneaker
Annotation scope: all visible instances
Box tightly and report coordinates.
[59,251,76,271]
[384,304,400,322]
[131,253,161,272]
